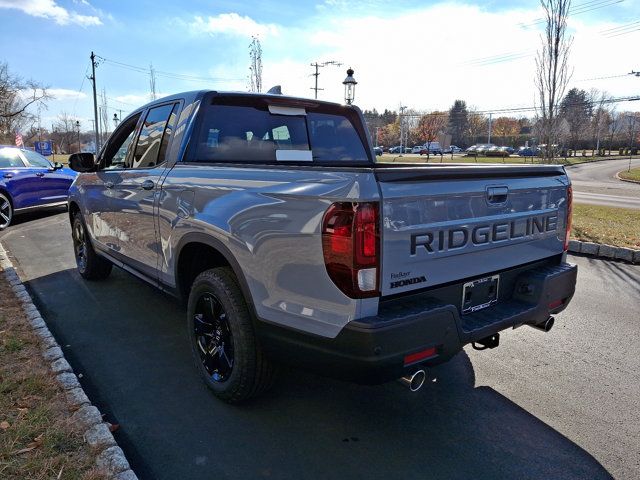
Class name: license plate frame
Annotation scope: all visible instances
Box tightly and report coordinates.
[461,275,500,314]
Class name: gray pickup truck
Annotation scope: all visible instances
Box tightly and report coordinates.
[67,90,577,403]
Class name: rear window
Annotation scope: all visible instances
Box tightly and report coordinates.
[191,99,370,164]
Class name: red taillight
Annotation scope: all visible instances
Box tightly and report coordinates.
[548,299,564,310]
[564,186,573,251]
[322,202,380,298]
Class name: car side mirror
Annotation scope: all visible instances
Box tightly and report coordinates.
[69,153,96,173]
[52,161,64,171]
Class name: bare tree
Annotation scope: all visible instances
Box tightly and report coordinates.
[534,0,572,162]
[0,62,50,144]
[589,89,611,155]
[248,37,263,93]
[53,112,79,153]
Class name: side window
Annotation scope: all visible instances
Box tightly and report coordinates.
[128,103,176,169]
[0,148,26,168]
[101,113,141,170]
[20,150,51,168]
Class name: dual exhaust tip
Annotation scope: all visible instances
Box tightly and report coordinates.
[398,369,426,392]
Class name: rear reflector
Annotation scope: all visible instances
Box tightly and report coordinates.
[548,299,564,310]
[404,347,437,366]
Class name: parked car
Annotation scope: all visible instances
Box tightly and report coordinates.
[388,145,402,154]
[443,145,462,154]
[0,146,76,229]
[373,146,383,156]
[486,146,512,157]
[67,90,577,403]
[411,145,423,154]
[517,146,540,157]
[419,142,443,155]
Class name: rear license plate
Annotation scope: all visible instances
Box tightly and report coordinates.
[461,275,500,314]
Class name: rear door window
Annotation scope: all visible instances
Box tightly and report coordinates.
[128,103,178,169]
[192,98,370,164]
[0,148,26,168]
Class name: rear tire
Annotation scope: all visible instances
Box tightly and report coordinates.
[187,267,275,404]
[72,214,112,280]
[0,192,13,230]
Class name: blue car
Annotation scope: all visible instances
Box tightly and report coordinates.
[0,146,77,229]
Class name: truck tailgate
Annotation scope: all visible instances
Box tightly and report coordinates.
[376,165,571,296]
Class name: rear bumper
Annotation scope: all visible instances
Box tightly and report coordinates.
[258,261,577,384]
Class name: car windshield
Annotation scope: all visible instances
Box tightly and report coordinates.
[20,149,51,168]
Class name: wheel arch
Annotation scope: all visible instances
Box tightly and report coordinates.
[175,233,256,317]
[68,200,80,226]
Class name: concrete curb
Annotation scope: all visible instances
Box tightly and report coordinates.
[0,242,138,480]
[568,239,640,264]
[615,171,640,185]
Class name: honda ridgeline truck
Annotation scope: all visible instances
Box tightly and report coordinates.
[67,90,577,403]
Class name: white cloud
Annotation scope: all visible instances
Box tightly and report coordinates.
[190,13,279,39]
[48,88,87,100]
[0,0,102,26]
[256,2,640,113]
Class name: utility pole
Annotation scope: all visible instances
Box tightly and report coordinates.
[89,52,100,153]
[310,60,342,99]
[487,112,493,144]
[399,105,407,156]
[629,114,637,172]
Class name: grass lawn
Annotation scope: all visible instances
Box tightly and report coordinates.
[618,167,640,182]
[47,154,70,165]
[0,275,105,479]
[571,204,640,249]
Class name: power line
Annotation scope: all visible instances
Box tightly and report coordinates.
[519,0,624,28]
[95,55,244,84]
[601,19,640,33]
[310,60,342,99]
[575,73,632,81]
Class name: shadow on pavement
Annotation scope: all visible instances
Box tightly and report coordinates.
[21,265,612,480]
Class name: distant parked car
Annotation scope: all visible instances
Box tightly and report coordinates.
[411,145,423,154]
[486,146,512,157]
[517,146,540,157]
[444,145,462,154]
[467,144,495,155]
[388,146,402,154]
[0,146,76,229]
[420,142,443,155]
[373,146,383,156]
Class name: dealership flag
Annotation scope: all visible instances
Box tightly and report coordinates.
[15,132,23,148]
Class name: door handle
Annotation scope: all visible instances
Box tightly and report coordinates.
[105,181,114,189]
[3,173,13,179]
[141,180,155,190]
[486,186,508,204]
[36,172,45,177]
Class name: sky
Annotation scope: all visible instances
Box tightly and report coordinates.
[1,0,639,132]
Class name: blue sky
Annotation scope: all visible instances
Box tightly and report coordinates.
[1,0,639,131]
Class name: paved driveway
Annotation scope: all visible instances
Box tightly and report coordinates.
[566,158,640,209]
[2,212,638,479]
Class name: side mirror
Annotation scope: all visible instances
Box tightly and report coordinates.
[52,161,64,171]
[69,152,96,173]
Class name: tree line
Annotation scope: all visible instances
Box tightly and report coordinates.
[363,93,640,154]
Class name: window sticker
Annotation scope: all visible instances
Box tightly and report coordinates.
[207,129,220,148]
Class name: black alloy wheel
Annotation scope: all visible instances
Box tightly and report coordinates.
[193,292,234,382]
[72,218,88,272]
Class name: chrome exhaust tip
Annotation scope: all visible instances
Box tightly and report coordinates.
[530,316,555,332]
[398,369,426,392]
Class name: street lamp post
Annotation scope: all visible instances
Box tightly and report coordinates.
[75,120,81,153]
[342,68,357,105]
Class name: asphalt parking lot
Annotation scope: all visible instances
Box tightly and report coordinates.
[1,211,639,480]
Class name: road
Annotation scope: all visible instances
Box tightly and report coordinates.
[566,158,640,209]
[1,212,639,480]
